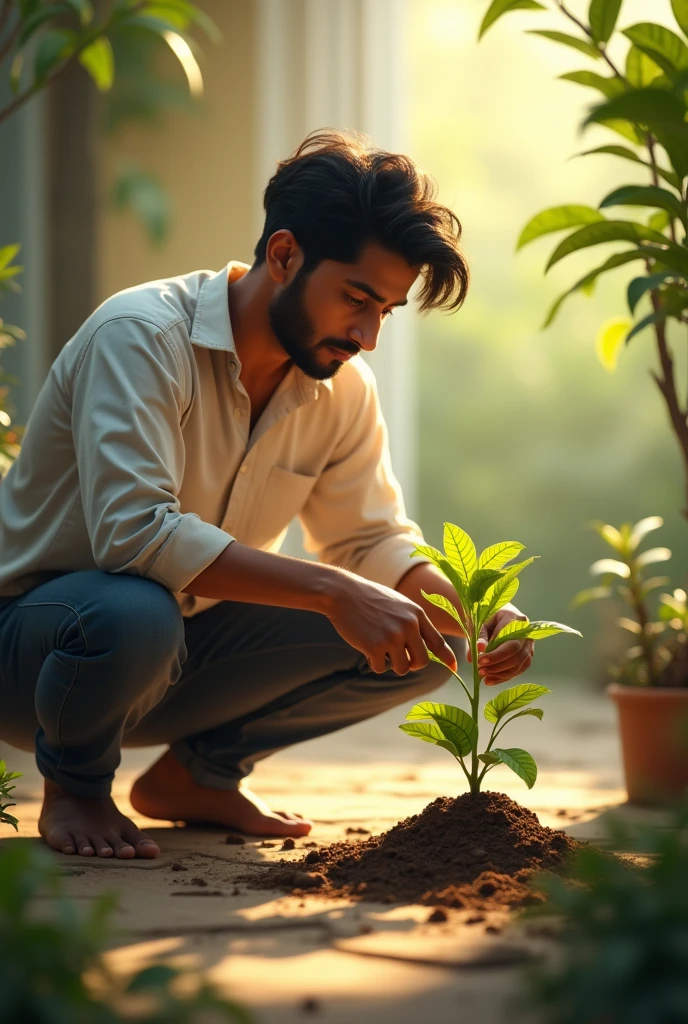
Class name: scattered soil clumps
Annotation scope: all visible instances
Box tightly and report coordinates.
[247,791,579,911]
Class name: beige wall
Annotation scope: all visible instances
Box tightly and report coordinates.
[97,0,259,302]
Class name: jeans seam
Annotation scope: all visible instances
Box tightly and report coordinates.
[15,600,89,770]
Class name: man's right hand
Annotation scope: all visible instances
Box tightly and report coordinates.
[324,573,457,676]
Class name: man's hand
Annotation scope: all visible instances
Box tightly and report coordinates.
[396,563,533,686]
[326,572,458,676]
[467,605,534,686]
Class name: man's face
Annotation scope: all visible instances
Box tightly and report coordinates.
[268,241,419,380]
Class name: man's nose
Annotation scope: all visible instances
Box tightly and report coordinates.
[348,318,382,353]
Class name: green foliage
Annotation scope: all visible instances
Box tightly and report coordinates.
[0,0,219,474]
[572,515,688,686]
[525,811,688,1024]
[0,840,253,1022]
[399,523,581,794]
[478,0,688,522]
[0,760,22,830]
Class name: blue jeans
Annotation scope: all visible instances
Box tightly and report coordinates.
[0,570,453,799]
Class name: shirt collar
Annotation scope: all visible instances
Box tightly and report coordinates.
[190,260,333,394]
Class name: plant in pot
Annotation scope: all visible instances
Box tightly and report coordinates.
[573,515,688,804]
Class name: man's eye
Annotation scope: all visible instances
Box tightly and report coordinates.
[346,294,364,307]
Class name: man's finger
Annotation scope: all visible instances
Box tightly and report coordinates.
[419,616,457,672]
[404,631,430,672]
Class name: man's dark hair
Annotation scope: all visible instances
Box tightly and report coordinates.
[253,127,470,314]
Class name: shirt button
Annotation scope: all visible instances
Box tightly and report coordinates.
[240,464,248,474]
[228,359,237,371]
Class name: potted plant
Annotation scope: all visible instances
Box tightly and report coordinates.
[400,522,581,793]
[574,515,688,805]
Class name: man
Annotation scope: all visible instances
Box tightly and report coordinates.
[0,129,533,859]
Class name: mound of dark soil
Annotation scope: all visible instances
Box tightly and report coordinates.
[249,791,580,911]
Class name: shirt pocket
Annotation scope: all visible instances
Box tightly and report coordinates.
[250,464,319,548]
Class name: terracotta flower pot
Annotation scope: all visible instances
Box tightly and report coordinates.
[608,683,688,806]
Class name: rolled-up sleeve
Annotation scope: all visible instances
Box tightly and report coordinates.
[299,362,432,590]
[71,316,234,592]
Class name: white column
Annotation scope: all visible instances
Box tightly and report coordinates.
[254,0,417,553]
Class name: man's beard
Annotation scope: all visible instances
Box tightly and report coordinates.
[268,266,359,380]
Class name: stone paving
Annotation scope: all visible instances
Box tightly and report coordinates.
[0,678,665,1023]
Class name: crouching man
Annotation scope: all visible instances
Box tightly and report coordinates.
[0,129,533,858]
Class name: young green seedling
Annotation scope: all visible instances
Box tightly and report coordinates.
[0,759,21,831]
[399,523,581,795]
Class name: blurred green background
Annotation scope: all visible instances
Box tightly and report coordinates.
[407,0,688,683]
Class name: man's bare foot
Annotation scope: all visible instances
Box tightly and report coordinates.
[38,779,160,859]
[129,749,313,838]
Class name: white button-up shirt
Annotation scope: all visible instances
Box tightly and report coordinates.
[0,261,430,617]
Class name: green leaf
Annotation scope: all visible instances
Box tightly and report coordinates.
[559,69,625,98]
[672,0,688,41]
[590,557,631,577]
[443,523,477,583]
[626,43,664,87]
[527,29,602,59]
[545,220,671,273]
[0,245,21,270]
[399,720,460,758]
[411,543,444,567]
[574,144,680,190]
[635,242,688,278]
[78,37,114,91]
[599,185,687,227]
[648,210,671,232]
[110,163,171,245]
[489,747,539,788]
[622,23,688,76]
[626,285,688,341]
[627,272,675,314]
[478,0,546,40]
[33,30,74,83]
[571,585,613,607]
[635,546,671,568]
[405,701,478,757]
[478,541,525,570]
[596,316,632,372]
[591,521,624,550]
[517,205,605,250]
[598,118,645,145]
[479,577,519,623]
[19,3,71,46]
[478,558,537,623]
[127,964,180,993]
[437,556,471,616]
[467,568,506,604]
[629,515,663,550]
[506,706,545,723]
[542,251,646,329]
[584,89,688,181]
[485,619,582,652]
[420,590,463,626]
[484,683,551,722]
[589,0,623,45]
[479,751,502,765]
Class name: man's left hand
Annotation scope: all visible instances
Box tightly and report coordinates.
[467,605,534,686]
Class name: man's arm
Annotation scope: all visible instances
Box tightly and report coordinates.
[182,541,458,676]
[395,562,534,686]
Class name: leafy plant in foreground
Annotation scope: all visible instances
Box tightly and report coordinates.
[0,840,253,1023]
[0,759,21,830]
[524,810,688,1024]
[479,0,688,520]
[573,514,688,687]
[399,523,581,794]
